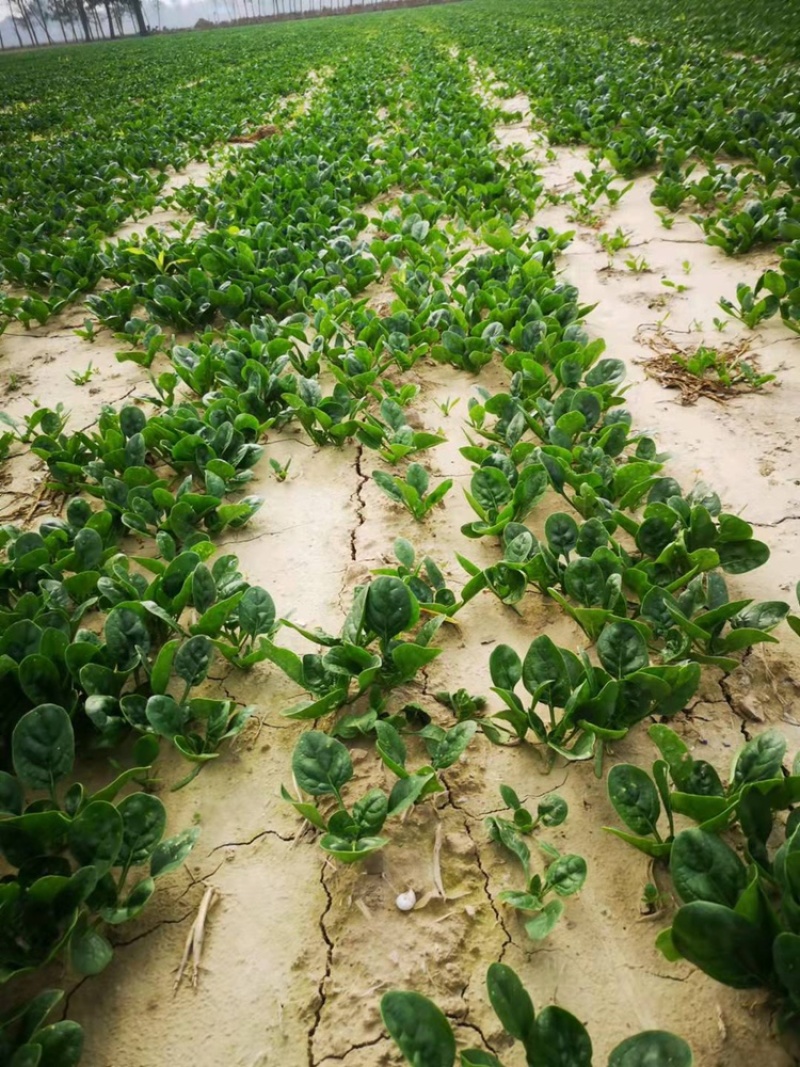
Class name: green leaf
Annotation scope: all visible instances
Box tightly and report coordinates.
[774,932,800,1001]
[607,765,661,837]
[381,991,455,1067]
[145,694,189,738]
[174,635,213,687]
[717,539,769,574]
[733,729,786,787]
[239,586,276,638]
[490,645,522,690]
[395,538,415,568]
[69,917,113,976]
[150,638,180,695]
[534,1005,592,1066]
[30,1020,84,1067]
[12,704,74,790]
[670,829,747,906]
[486,963,536,1046]
[522,635,569,704]
[460,1051,503,1067]
[545,512,579,557]
[292,731,353,797]
[671,901,772,987]
[117,793,167,865]
[375,721,408,777]
[428,722,477,770]
[597,621,649,678]
[0,771,23,815]
[104,605,150,667]
[68,800,123,876]
[365,576,417,643]
[538,794,568,827]
[546,854,587,897]
[352,789,388,834]
[150,828,200,878]
[609,1032,693,1067]
[17,655,63,708]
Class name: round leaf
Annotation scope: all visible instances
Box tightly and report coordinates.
[597,621,649,678]
[381,991,455,1067]
[117,793,167,866]
[12,704,74,791]
[68,801,123,876]
[292,731,353,797]
[547,854,587,897]
[534,1005,592,1066]
[174,635,213,687]
[365,576,417,643]
[609,1032,693,1067]
[607,765,661,837]
[670,829,747,906]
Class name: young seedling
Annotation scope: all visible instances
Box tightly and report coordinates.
[373,538,460,615]
[372,462,453,521]
[486,785,584,940]
[435,396,460,416]
[662,278,689,294]
[269,457,292,482]
[625,254,651,273]
[598,226,631,256]
[718,282,780,329]
[68,362,98,387]
[434,688,487,721]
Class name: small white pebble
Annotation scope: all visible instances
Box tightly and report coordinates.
[395,889,417,912]
[464,905,477,918]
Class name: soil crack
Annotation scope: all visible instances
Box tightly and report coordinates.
[113,910,194,948]
[349,443,368,562]
[750,515,800,528]
[461,816,513,961]
[720,671,754,742]
[316,1034,387,1065]
[308,862,335,1066]
[210,828,294,853]
[444,1013,500,1055]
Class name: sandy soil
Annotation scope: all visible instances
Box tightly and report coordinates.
[2,70,800,1067]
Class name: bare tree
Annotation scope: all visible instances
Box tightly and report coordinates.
[122,0,148,35]
[14,0,40,45]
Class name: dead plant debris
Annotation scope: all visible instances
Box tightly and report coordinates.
[635,324,776,404]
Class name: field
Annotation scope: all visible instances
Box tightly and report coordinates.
[1,1,800,1064]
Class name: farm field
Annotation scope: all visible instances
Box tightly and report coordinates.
[1,1,800,1065]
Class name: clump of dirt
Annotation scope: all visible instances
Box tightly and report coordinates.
[229,124,281,143]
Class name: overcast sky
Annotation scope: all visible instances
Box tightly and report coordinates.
[0,0,338,37]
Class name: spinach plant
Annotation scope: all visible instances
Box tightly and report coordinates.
[605,726,796,859]
[381,962,692,1066]
[372,463,453,521]
[261,576,444,721]
[1,703,197,982]
[486,785,584,940]
[0,990,83,1067]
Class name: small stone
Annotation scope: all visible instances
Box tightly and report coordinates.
[396,889,417,912]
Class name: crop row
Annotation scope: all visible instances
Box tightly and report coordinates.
[1,4,799,1065]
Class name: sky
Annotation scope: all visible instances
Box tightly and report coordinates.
[0,0,336,41]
